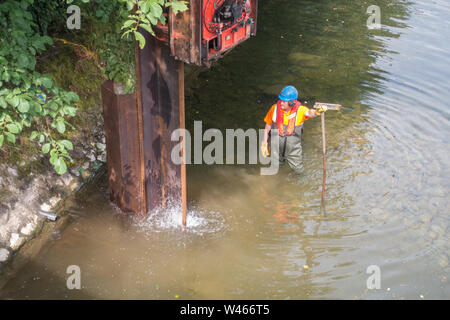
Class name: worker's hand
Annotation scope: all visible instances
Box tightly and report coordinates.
[261,141,269,158]
[315,105,328,115]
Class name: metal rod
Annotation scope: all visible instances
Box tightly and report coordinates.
[321,112,327,215]
[134,37,147,215]
[178,61,187,227]
[38,210,58,221]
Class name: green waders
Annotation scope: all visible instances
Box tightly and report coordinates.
[271,124,304,174]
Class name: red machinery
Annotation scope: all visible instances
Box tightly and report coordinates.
[153,0,258,67]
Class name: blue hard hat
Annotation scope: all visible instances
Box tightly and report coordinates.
[278,86,298,101]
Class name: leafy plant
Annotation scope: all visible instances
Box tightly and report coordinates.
[120,0,189,49]
[0,0,79,175]
[97,33,136,93]
[68,0,189,49]
[0,0,189,175]
[64,0,189,93]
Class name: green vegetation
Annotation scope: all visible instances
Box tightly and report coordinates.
[0,0,79,175]
[0,0,188,175]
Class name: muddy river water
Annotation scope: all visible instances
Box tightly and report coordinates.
[1,0,449,299]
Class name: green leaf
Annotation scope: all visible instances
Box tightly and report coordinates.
[141,22,155,34]
[60,140,73,150]
[145,12,158,25]
[2,71,10,82]
[126,1,134,11]
[17,54,30,69]
[0,134,4,147]
[122,19,136,29]
[18,99,30,113]
[50,148,58,158]
[150,2,163,17]
[65,106,77,116]
[41,36,53,46]
[33,103,42,113]
[49,148,59,165]
[67,92,80,102]
[0,97,6,109]
[134,31,146,49]
[30,131,39,140]
[140,1,150,14]
[54,158,67,175]
[42,143,50,154]
[6,123,20,134]
[171,1,188,15]
[6,96,19,107]
[50,153,58,165]
[5,132,16,144]
[56,120,66,134]
[32,38,46,51]
[40,77,53,88]
[21,118,31,128]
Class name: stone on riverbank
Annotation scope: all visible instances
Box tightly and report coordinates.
[20,222,36,236]
[9,233,25,251]
[0,248,9,262]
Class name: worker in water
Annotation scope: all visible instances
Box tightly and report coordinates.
[261,85,327,174]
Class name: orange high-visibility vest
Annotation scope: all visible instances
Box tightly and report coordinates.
[275,100,300,136]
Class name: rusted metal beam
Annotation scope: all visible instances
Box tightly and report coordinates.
[135,33,184,214]
[103,35,186,219]
[101,80,142,213]
[169,1,201,65]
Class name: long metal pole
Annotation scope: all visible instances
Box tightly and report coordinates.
[321,112,327,214]
[178,61,187,227]
[134,39,147,215]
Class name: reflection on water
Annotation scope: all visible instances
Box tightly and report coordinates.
[1,0,449,299]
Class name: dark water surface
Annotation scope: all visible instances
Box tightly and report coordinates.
[1,0,449,299]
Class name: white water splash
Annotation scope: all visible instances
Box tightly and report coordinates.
[133,200,226,236]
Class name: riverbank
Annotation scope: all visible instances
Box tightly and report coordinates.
[0,159,105,272]
[0,165,108,292]
[0,44,107,272]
